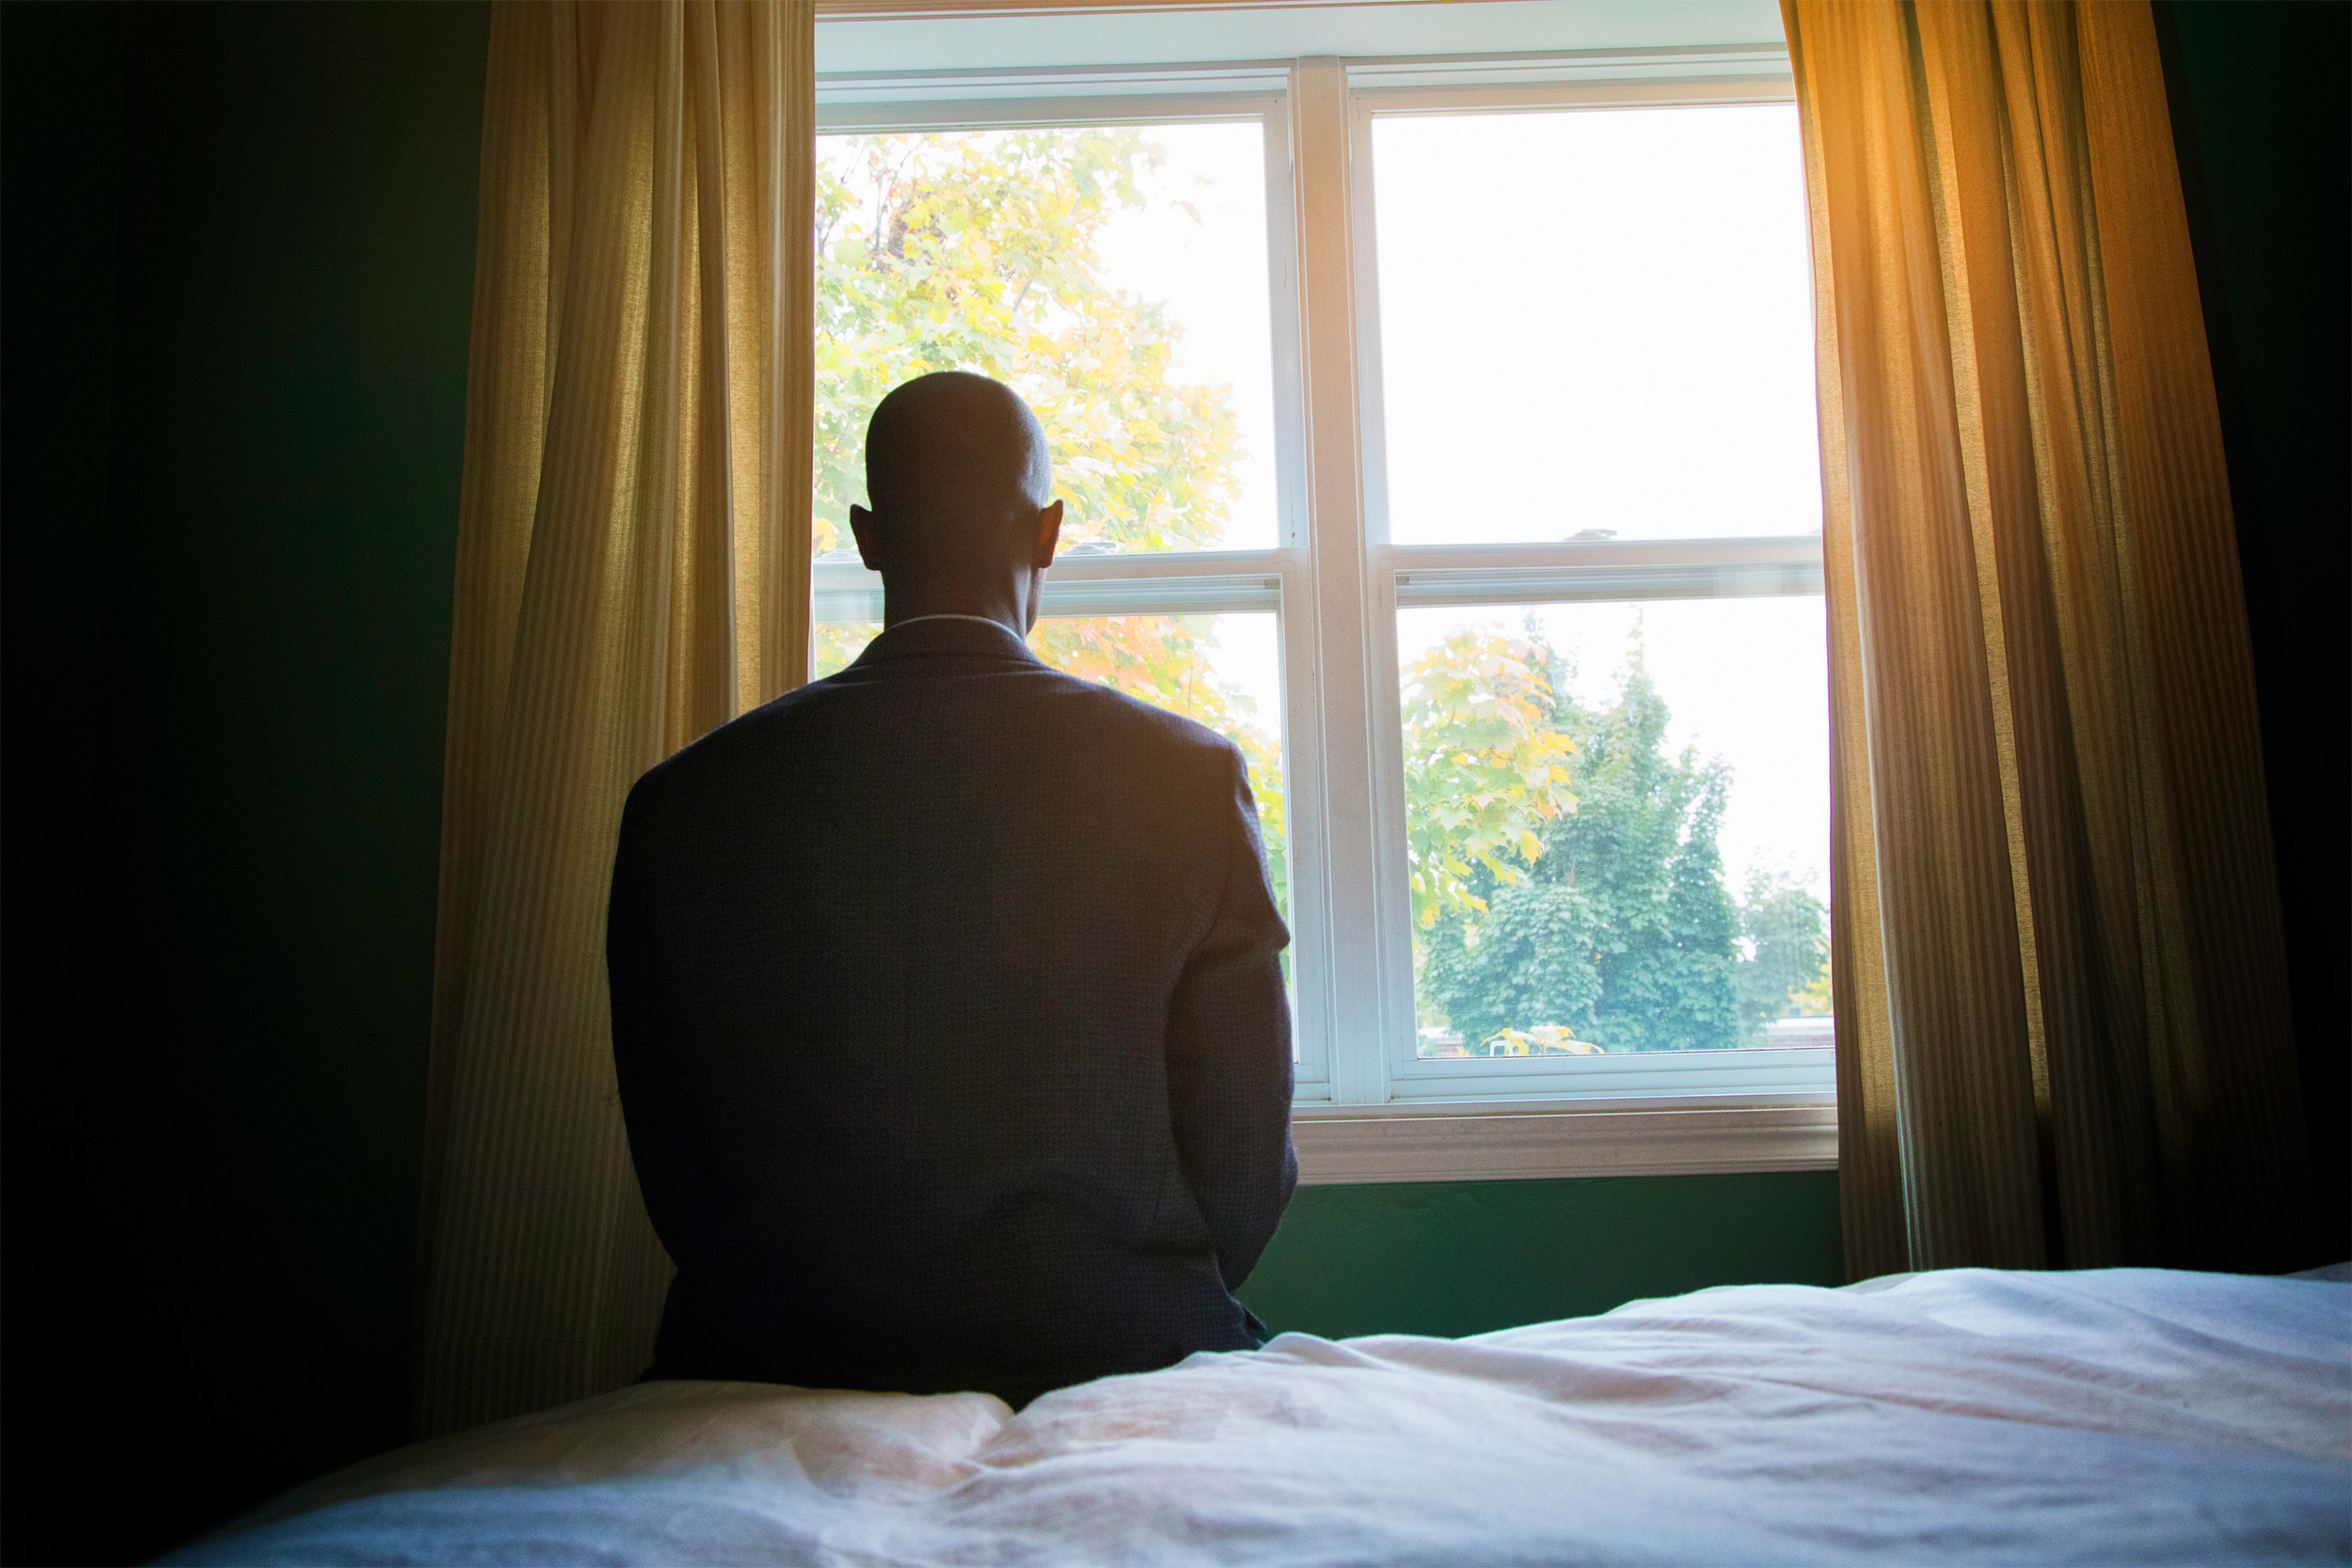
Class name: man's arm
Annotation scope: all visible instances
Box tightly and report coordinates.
[606,778,691,1254]
[1165,745,1298,1292]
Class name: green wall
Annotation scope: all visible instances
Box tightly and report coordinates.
[0,4,2337,1563]
[1241,1173,1843,1339]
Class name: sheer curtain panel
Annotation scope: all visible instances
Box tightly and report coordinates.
[1784,0,2312,1278]
[417,0,815,1437]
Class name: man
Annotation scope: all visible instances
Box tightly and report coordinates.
[608,371,1296,1408]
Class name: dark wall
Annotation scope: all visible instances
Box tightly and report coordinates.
[2156,0,2351,1258]
[1,5,489,1562]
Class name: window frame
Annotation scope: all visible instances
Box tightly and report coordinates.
[811,46,1839,1180]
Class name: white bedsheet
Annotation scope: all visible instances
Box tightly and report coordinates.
[176,1268,2349,1565]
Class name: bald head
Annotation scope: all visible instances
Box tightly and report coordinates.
[866,372,1053,523]
[850,372,1064,635]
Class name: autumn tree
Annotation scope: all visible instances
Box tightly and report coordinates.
[1399,626,1579,931]
[813,129,1243,562]
[1415,621,1821,1054]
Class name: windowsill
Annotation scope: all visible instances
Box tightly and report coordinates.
[1288,1096,1837,1185]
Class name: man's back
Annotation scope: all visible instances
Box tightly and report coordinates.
[609,616,1296,1406]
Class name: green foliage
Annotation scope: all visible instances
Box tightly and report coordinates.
[1422,879,1606,1047]
[1412,622,1820,1054]
[1734,869,1830,1038]
[1399,627,1579,930]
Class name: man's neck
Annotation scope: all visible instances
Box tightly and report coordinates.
[880,579,1032,640]
[887,611,1021,638]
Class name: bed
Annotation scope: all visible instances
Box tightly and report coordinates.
[175,1266,2348,1564]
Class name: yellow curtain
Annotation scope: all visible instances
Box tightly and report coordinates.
[1785,0,2312,1277]
[416,0,814,1436]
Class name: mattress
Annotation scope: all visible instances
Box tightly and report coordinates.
[174,1266,2350,1564]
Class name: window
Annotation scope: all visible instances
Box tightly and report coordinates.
[813,17,1835,1180]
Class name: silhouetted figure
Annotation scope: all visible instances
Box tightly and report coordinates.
[609,372,1296,1407]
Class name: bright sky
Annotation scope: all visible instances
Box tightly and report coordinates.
[1195,611,1283,735]
[1091,121,1279,550]
[1372,104,1822,543]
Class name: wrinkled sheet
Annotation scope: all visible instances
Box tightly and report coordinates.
[175,1268,2350,1565]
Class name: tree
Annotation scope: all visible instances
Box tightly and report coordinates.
[1398,626,1579,931]
[1415,621,1794,1055]
[1733,869,1829,1040]
[815,130,1242,561]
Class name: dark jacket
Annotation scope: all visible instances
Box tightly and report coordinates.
[608,615,1296,1406]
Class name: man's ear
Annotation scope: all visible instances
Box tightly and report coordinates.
[848,505,882,573]
[1031,499,1064,571]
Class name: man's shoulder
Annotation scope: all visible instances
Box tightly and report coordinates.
[1028,670,1246,764]
[629,659,1241,811]
[621,679,828,823]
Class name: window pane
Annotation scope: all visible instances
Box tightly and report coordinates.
[1372,105,1820,545]
[1396,596,1830,1057]
[815,124,1278,557]
[814,612,1290,939]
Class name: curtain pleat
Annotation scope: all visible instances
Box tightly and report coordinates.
[417,0,814,1438]
[1785,0,2312,1278]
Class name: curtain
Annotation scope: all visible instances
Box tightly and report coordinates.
[416,0,815,1437]
[1784,0,2312,1278]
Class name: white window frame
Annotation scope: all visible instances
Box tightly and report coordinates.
[812,45,1838,1183]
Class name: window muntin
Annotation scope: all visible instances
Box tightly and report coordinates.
[814,121,1279,559]
[1393,596,1830,1068]
[1368,104,1820,546]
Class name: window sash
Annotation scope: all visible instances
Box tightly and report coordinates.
[1340,74,1830,1104]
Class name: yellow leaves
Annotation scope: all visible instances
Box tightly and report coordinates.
[1483,1024,1601,1057]
[1402,624,1584,930]
[814,128,1245,557]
